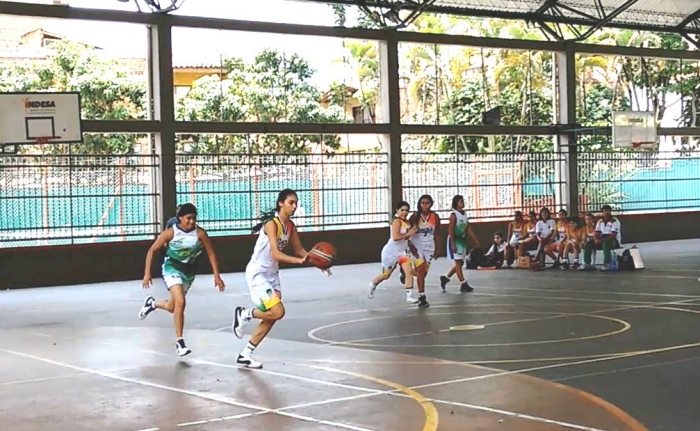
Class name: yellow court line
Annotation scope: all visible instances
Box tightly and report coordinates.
[310,365,438,431]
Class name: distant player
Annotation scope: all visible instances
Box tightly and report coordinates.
[139,203,225,357]
[231,189,321,368]
[368,200,420,304]
[440,194,480,292]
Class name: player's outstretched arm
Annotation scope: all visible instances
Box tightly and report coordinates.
[143,228,174,288]
[288,223,308,258]
[197,228,225,291]
[265,220,308,265]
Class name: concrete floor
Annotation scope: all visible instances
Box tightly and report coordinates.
[1,239,699,431]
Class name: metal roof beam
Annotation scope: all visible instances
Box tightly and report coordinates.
[532,0,640,42]
[302,0,699,36]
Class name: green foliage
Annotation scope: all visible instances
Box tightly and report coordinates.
[176,49,347,154]
[1,40,147,155]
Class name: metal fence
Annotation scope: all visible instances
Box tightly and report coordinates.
[4,148,700,249]
[174,152,390,235]
[402,151,567,221]
[0,154,160,248]
[578,150,700,214]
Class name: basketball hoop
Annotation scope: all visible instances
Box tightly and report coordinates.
[35,136,61,145]
[631,141,657,151]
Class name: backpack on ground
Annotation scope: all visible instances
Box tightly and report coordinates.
[466,248,485,269]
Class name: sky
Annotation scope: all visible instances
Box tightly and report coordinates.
[6,0,364,87]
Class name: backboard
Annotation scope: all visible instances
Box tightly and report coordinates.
[612,111,657,151]
[0,92,83,153]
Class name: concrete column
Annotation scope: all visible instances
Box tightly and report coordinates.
[149,16,177,229]
[554,42,578,215]
[378,34,402,217]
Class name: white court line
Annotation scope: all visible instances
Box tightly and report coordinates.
[192,358,382,394]
[18,331,384,396]
[0,373,87,387]
[551,354,700,383]
[177,412,258,427]
[427,398,607,431]
[459,285,700,299]
[308,365,611,431]
[0,349,379,431]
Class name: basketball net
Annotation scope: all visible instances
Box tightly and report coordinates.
[35,136,61,145]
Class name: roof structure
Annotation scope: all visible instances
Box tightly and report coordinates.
[303,0,700,43]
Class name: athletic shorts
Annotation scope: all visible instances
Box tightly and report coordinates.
[246,265,282,312]
[380,247,411,276]
[162,274,193,295]
[509,234,522,247]
[447,237,467,261]
[412,242,435,266]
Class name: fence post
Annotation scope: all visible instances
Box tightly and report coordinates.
[555,42,579,216]
[378,34,402,218]
[149,15,177,231]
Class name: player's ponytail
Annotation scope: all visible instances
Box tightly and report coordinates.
[252,188,297,233]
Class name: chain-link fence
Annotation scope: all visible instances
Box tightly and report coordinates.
[174,152,390,235]
[0,154,160,248]
[402,151,567,221]
[578,150,700,214]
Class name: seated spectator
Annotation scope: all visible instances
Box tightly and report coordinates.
[517,210,539,263]
[579,212,597,271]
[549,209,569,269]
[534,207,557,270]
[561,216,582,270]
[583,204,621,271]
[506,211,526,267]
[483,231,508,268]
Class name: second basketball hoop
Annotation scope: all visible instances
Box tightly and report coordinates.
[612,111,658,151]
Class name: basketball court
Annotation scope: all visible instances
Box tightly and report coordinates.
[2,239,699,431]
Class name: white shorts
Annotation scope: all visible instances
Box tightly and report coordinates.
[380,247,411,275]
[246,266,282,312]
[163,275,193,295]
[412,242,435,265]
[509,235,522,247]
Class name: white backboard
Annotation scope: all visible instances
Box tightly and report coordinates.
[612,111,657,150]
[0,92,83,145]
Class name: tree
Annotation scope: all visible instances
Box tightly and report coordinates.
[176,49,347,155]
[0,40,147,155]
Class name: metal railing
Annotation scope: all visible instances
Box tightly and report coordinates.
[578,150,700,214]
[0,154,160,248]
[174,152,390,235]
[402,151,567,221]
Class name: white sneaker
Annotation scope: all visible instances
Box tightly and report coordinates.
[232,306,249,339]
[405,291,419,304]
[176,339,192,357]
[139,296,156,320]
[237,351,262,369]
[368,282,377,299]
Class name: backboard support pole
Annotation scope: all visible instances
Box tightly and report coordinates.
[149,16,177,231]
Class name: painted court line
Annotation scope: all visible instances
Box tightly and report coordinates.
[429,398,608,431]
[18,331,382,397]
[312,365,604,431]
[1,349,378,431]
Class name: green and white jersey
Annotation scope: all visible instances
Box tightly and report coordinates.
[452,209,469,239]
[162,225,203,282]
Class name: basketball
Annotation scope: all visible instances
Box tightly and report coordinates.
[308,242,336,270]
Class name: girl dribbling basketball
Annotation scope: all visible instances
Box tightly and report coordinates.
[231,189,312,368]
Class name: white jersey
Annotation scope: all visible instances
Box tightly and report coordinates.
[536,219,556,238]
[384,218,411,255]
[451,210,469,239]
[412,212,438,248]
[248,216,292,273]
